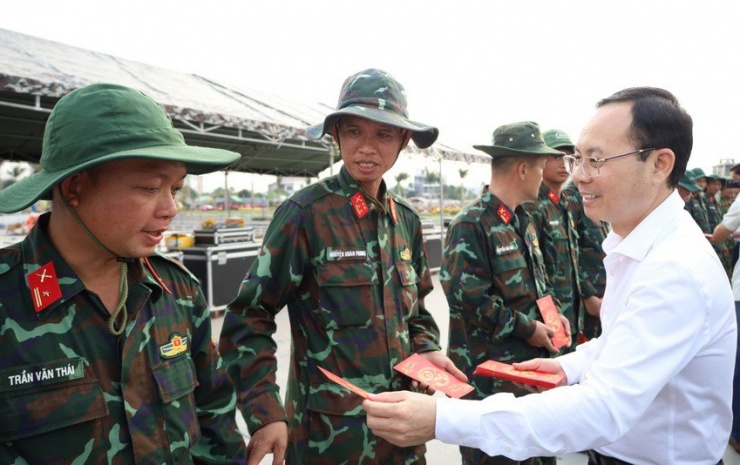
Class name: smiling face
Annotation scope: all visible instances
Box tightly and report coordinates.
[336,115,410,197]
[573,102,672,236]
[70,158,186,258]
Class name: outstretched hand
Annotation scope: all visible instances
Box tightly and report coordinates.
[363,390,436,447]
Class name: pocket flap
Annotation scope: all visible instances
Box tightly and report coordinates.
[0,377,107,441]
[151,355,199,404]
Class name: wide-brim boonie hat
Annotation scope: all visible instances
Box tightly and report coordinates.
[690,167,707,179]
[474,121,563,158]
[0,83,240,213]
[679,172,701,192]
[305,68,439,149]
[543,129,575,153]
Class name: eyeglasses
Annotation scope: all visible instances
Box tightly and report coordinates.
[563,148,657,177]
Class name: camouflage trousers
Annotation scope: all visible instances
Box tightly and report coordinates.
[286,410,426,464]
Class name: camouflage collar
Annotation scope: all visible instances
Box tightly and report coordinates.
[20,213,164,319]
[337,166,394,220]
[19,213,85,319]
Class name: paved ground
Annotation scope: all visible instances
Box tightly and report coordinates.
[210,272,740,464]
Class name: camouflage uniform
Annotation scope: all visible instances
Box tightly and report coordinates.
[219,166,440,464]
[703,193,733,277]
[562,184,608,340]
[685,192,711,233]
[441,191,553,465]
[526,184,582,350]
[0,214,246,464]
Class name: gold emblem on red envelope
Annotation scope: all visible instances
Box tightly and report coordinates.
[394,353,474,398]
[536,295,569,349]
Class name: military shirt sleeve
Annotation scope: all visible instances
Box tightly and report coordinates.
[188,284,248,463]
[407,216,441,353]
[441,221,536,341]
[218,201,307,434]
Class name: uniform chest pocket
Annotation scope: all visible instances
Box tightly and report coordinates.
[396,261,420,320]
[151,355,201,461]
[0,375,107,442]
[317,260,378,328]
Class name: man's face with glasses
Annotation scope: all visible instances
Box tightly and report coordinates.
[573,101,661,236]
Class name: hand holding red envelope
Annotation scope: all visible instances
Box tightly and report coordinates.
[537,295,570,349]
[474,360,564,390]
[393,353,474,398]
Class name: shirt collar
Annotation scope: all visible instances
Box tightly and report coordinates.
[20,213,163,319]
[603,190,682,262]
[338,166,395,222]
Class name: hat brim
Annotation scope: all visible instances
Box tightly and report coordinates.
[473,144,564,158]
[0,145,239,213]
[678,181,701,192]
[306,106,439,149]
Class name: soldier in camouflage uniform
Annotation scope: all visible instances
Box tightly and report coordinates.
[541,129,608,343]
[704,174,733,277]
[684,167,712,233]
[677,171,702,203]
[0,83,246,463]
[218,69,463,465]
[440,121,569,465]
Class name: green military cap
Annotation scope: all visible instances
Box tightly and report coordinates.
[306,68,439,149]
[705,173,722,181]
[0,83,240,214]
[474,121,563,158]
[678,171,702,192]
[543,129,575,153]
[690,167,707,179]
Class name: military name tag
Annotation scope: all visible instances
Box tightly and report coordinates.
[327,247,368,261]
[0,357,85,392]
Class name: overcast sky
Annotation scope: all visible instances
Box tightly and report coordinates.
[2,0,739,192]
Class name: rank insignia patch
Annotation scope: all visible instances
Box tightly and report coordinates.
[160,333,189,359]
[497,204,512,225]
[27,261,62,313]
[350,192,370,219]
[547,189,559,204]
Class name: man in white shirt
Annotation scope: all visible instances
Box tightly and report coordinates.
[363,87,736,465]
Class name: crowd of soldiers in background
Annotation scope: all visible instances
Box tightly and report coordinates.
[680,166,739,278]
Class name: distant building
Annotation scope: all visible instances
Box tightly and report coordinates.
[713,158,736,177]
[268,176,311,195]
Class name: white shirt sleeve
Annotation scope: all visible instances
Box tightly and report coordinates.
[722,195,740,231]
[435,253,714,458]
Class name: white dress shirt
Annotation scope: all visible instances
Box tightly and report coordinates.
[720,194,740,300]
[436,191,736,464]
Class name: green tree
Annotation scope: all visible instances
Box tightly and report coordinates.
[394,172,409,195]
[458,168,468,202]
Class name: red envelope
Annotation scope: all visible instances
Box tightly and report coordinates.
[537,295,570,349]
[318,366,370,399]
[473,360,564,390]
[393,353,474,398]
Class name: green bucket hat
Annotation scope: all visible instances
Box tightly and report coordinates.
[305,68,439,149]
[0,83,240,213]
[543,129,575,153]
[690,167,707,179]
[678,171,701,192]
[474,121,564,158]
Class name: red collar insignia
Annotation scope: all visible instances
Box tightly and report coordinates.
[388,196,398,224]
[497,204,512,225]
[350,192,370,219]
[547,189,559,205]
[27,261,62,313]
